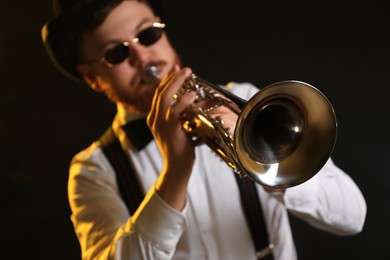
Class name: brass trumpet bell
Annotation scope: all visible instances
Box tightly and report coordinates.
[234,81,337,188]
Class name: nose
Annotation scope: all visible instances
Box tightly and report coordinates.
[128,43,151,67]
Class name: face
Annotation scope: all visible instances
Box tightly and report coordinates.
[77,0,180,113]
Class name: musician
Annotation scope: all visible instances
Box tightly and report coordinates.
[42,0,367,259]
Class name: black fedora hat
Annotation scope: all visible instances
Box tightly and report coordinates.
[41,0,165,83]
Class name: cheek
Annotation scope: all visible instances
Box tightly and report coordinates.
[108,66,137,90]
[100,67,136,101]
[157,37,181,64]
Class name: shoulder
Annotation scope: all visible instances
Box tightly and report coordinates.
[225,82,260,100]
[68,141,117,187]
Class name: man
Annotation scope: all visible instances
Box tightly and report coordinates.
[42,0,367,259]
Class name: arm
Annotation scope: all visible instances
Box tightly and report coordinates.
[281,158,367,235]
[68,147,188,260]
[146,66,197,211]
[68,66,198,259]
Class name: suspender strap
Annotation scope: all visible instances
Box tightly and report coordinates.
[99,127,273,259]
[99,127,143,215]
[234,174,274,260]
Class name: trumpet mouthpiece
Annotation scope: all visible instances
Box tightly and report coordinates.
[143,65,160,84]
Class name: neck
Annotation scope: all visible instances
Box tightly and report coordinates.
[117,102,147,123]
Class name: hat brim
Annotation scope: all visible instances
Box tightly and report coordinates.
[41,0,115,83]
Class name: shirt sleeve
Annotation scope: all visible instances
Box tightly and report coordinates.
[68,145,188,260]
[282,158,367,236]
[111,187,188,259]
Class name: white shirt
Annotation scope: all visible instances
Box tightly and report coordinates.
[68,82,366,260]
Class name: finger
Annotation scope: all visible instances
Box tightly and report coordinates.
[149,67,192,128]
[168,91,197,121]
[154,64,180,97]
[209,106,238,136]
[159,67,192,109]
[147,65,181,127]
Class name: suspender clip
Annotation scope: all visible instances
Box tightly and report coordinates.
[256,243,274,259]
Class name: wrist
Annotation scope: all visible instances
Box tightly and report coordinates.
[155,168,192,211]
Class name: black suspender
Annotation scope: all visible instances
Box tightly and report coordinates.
[99,127,273,259]
[235,174,274,260]
[99,127,143,215]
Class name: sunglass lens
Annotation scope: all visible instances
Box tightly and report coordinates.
[138,27,163,46]
[104,43,129,65]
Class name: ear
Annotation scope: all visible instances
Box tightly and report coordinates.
[76,64,104,92]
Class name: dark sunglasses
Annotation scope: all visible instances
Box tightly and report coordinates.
[94,22,165,67]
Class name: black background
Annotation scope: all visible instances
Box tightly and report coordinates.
[1,1,389,259]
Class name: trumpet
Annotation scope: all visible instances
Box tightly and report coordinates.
[144,66,337,189]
